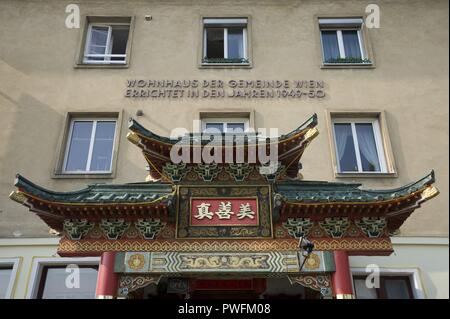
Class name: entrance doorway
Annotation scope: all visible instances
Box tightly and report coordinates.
[137,277,321,299]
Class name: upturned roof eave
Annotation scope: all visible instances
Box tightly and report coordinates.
[277,170,437,204]
[127,113,318,146]
[11,174,175,205]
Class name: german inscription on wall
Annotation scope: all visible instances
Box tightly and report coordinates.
[124,79,326,99]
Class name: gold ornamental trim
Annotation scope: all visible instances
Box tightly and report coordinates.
[126,132,141,145]
[59,239,299,253]
[421,186,439,201]
[57,238,393,254]
[304,127,319,141]
[312,238,393,251]
[9,191,28,204]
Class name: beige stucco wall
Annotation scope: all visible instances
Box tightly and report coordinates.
[0,0,448,239]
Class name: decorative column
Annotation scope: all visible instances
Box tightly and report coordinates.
[331,250,354,299]
[95,251,119,299]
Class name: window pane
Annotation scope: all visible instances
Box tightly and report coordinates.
[384,278,412,299]
[0,268,12,299]
[334,123,358,172]
[342,30,362,59]
[65,121,93,172]
[321,30,340,62]
[87,26,109,61]
[227,28,244,59]
[226,123,245,133]
[110,25,129,60]
[40,266,98,299]
[353,279,378,299]
[89,121,116,172]
[355,123,381,172]
[205,28,224,58]
[204,123,224,133]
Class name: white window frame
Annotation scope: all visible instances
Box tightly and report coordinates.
[319,18,369,64]
[202,18,248,63]
[201,118,250,133]
[0,258,21,299]
[351,268,426,299]
[332,117,388,174]
[62,118,117,174]
[83,24,129,64]
[26,257,100,299]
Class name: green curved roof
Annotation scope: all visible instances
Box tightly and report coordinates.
[13,174,174,204]
[274,171,435,203]
[13,171,435,205]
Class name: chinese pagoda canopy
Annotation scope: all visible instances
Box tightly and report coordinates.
[9,114,439,258]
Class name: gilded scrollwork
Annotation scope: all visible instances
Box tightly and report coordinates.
[180,255,269,270]
[229,228,258,236]
[118,274,162,297]
[288,274,331,291]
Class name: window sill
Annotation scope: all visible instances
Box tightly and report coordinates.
[199,63,252,69]
[52,172,115,179]
[74,63,129,69]
[334,172,397,178]
[321,63,375,69]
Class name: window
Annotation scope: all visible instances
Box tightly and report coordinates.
[0,267,13,299]
[353,275,414,299]
[82,20,131,65]
[0,258,21,299]
[27,257,100,299]
[332,118,387,173]
[319,18,371,65]
[202,18,249,64]
[36,265,98,299]
[202,118,249,133]
[63,119,117,174]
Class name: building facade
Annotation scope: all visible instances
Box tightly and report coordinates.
[0,0,448,299]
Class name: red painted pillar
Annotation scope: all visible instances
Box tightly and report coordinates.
[331,250,355,299]
[95,251,118,299]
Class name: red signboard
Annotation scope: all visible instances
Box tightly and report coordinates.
[190,197,258,226]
